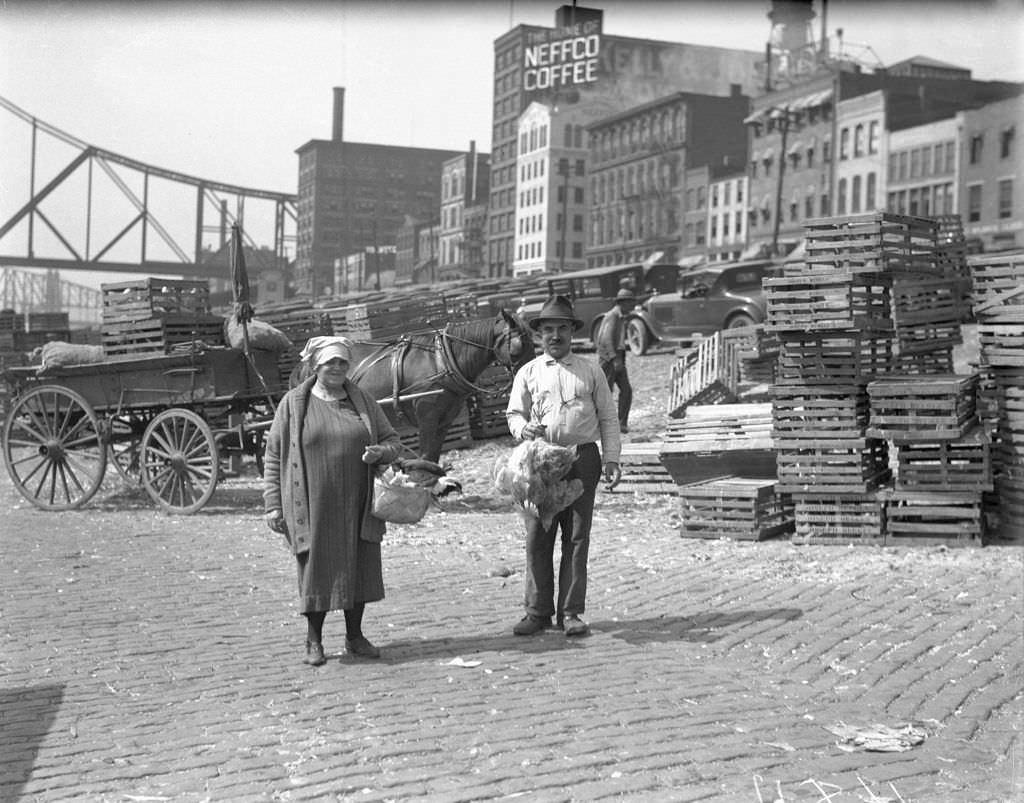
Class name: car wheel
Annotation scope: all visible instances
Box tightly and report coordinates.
[625,319,650,356]
[726,312,756,330]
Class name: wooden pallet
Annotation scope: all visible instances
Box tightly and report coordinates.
[102,314,225,357]
[609,443,679,495]
[866,374,979,441]
[790,491,886,545]
[679,476,793,541]
[800,213,939,276]
[772,384,869,446]
[775,438,891,494]
[776,331,894,385]
[883,490,985,545]
[895,425,993,492]
[765,272,893,333]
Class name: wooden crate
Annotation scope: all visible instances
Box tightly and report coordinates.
[663,403,773,449]
[791,492,886,544]
[764,272,893,333]
[679,476,794,541]
[466,363,513,440]
[609,443,679,495]
[978,324,1024,367]
[102,278,210,320]
[771,385,869,447]
[895,425,992,492]
[892,346,954,375]
[991,475,1024,542]
[970,254,1024,323]
[26,311,71,332]
[341,296,449,340]
[776,331,894,385]
[257,301,333,348]
[667,333,738,418]
[866,374,979,441]
[883,490,985,545]
[775,438,890,494]
[101,314,225,357]
[800,212,939,275]
[396,405,473,455]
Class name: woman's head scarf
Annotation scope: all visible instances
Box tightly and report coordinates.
[300,335,354,368]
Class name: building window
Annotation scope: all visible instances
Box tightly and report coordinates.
[910,148,921,179]
[840,127,850,160]
[945,141,956,172]
[899,152,908,181]
[852,175,862,213]
[888,153,898,181]
[805,194,814,218]
[970,135,984,165]
[999,179,1013,218]
[1002,126,1015,159]
[854,124,865,157]
[866,172,877,211]
[967,184,982,222]
[837,178,847,214]
[868,121,879,154]
[696,186,706,209]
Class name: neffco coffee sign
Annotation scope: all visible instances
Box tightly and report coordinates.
[523,18,603,93]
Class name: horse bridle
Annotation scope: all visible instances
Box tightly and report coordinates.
[437,315,526,397]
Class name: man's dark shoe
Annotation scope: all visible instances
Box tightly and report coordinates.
[563,615,589,636]
[346,636,381,659]
[513,615,551,635]
[304,641,327,666]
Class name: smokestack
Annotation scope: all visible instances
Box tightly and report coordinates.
[468,140,477,204]
[332,87,345,142]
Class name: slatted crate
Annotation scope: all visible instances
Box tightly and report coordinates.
[866,374,979,441]
[257,301,333,347]
[664,403,773,448]
[102,314,225,357]
[771,384,869,447]
[667,333,738,418]
[892,274,966,326]
[977,324,1024,367]
[775,438,890,495]
[790,491,886,545]
[970,253,1024,324]
[776,331,894,386]
[465,363,512,440]
[341,296,449,340]
[610,443,679,495]
[26,311,71,332]
[883,490,985,546]
[679,477,794,541]
[894,425,992,492]
[0,310,24,332]
[992,475,1024,542]
[764,271,893,333]
[892,345,954,375]
[800,212,939,275]
[102,278,211,320]
[396,404,473,455]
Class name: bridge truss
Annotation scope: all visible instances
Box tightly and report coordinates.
[0,267,102,327]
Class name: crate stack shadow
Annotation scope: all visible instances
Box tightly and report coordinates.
[971,252,1024,541]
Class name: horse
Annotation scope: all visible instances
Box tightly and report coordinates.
[291,310,533,462]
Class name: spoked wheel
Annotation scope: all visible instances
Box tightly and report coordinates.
[140,408,219,514]
[2,385,108,510]
[107,416,145,485]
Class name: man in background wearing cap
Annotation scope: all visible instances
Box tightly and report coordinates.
[595,288,635,433]
[505,294,622,637]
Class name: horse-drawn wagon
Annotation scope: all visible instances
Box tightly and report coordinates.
[2,347,284,514]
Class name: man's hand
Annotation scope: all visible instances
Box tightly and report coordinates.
[265,509,287,535]
[521,422,547,440]
[603,461,621,489]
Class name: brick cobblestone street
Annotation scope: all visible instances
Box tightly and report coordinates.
[1,471,1021,803]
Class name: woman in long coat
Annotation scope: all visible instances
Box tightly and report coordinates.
[263,336,404,666]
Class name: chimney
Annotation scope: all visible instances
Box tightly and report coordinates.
[468,140,477,204]
[332,87,345,142]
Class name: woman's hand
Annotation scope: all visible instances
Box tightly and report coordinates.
[362,445,388,464]
[265,509,287,535]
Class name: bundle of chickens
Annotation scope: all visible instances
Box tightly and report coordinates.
[492,439,584,530]
[384,457,463,499]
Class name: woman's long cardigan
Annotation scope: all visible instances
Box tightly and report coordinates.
[263,376,404,553]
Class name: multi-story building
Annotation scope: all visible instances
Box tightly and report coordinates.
[747,68,1022,255]
[959,92,1022,252]
[488,4,765,277]
[439,143,491,281]
[293,88,461,297]
[886,117,959,218]
[587,90,748,268]
[707,170,750,262]
[681,165,710,264]
[512,102,589,276]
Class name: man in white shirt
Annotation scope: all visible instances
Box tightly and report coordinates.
[505,295,622,637]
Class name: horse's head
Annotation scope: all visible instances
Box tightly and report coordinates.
[494,309,534,373]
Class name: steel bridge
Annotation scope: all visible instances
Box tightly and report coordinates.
[0,95,297,293]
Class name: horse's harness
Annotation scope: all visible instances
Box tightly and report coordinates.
[347,318,524,414]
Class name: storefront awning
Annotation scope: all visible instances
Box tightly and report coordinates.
[743,109,764,125]
[761,147,774,162]
[792,88,833,111]
[787,141,803,157]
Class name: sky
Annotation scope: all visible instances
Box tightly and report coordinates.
[1,0,1022,288]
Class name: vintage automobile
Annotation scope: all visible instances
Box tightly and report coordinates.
[624,259,780,355]
[517,262,680,347]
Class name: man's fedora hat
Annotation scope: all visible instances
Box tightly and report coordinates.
[528,294,584,331]
[615,288,636,302]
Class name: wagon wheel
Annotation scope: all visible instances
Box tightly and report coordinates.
[2,385,108,510]
[107,416,144,484]
[140,408,219,514]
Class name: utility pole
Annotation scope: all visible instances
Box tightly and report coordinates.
[559,157,570,272]
[372,218,381,290]
[771,106,792,258]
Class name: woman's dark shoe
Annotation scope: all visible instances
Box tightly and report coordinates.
[304,641,326,666]
[346,636,381,659]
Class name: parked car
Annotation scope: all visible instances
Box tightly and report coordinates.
[624,259,780,355]
[517,262,680,347]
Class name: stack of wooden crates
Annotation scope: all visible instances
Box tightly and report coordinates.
[101,278,222,357]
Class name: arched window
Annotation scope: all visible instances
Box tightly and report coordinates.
[852,175,862,212]
[838,178,848,214]
[854,124,865,157]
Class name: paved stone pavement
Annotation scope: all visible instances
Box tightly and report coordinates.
[1,472,1021,803]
